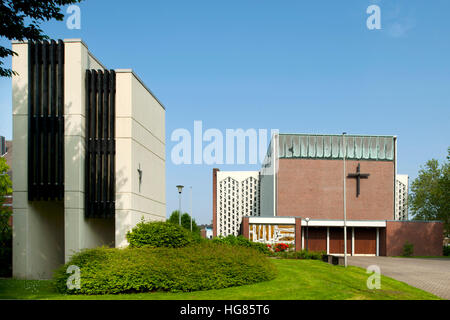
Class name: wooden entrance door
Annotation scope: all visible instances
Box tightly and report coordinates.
[305,227,327,252]
[329,227,352,254]
[354,228,376,255]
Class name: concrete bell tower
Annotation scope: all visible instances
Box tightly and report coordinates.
[12,39,166,279]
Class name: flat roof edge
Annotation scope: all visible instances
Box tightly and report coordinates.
[115,69,166,111]
[279,133,397,138]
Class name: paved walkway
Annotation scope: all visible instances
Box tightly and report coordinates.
[347,256,450,300]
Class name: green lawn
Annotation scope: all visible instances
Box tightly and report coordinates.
[393,256,450,259]
[0,259,440,300]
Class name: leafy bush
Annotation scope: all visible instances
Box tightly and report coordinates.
[444,245,450,256]
[266,243,294,253]
[272,249,325,260]
[274,243,290,252]
[53,242,277,295]
[0,214,12,277]
[212,235,270,255]
[402,241,414,257]
[0,157,12,277]
[126,220,194,248]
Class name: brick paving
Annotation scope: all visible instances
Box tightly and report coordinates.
[347,256,450,300]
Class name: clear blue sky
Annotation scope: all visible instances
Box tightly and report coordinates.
[0,0,449,224]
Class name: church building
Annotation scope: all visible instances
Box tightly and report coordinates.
[11,39,166,279]
[214,133,443,256]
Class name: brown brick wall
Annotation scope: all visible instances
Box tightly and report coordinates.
[386,221,444,256]
[277,159,394,220]
[295,218,302,251]
[241,217,250,239]
[379,227,387,256]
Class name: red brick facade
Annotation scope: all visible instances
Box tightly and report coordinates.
[383,221,444,256]
[295,218,302,251]
[242,217,249,239]
[277,159,395,220]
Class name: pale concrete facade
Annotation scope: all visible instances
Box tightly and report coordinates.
[12,39,165,279]
[214,170,260,237]
[115,69,166,248]
[395,174,409,220]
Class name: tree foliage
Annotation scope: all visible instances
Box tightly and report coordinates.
[0,157,12,232]
[0,0,83,77]
[0,157,12,277]
[410,147,450,236]
[168,210,201,235]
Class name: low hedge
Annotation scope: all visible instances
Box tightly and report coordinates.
[53,242,277,295]
[402,241,414,257]
[0,219,12,277]
[271,249,325,260]
[444,245,450,256]
[212,235,270,255]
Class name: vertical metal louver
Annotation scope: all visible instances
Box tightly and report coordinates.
[85,69,116,218]
[28,40,64,201]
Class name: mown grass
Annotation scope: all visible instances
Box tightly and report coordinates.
[393,256,450,259]
[0,259,440,300]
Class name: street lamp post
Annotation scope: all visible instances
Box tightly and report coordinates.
[176,185,184,226]
[305,217,310,252]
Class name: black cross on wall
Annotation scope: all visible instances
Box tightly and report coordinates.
[347,163,370,197]
[137,164,143,193]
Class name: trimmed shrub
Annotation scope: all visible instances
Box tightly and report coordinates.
[271,249,325,260]
[402,241,414,257]
[0,215,12,277]
[212,235,270,255]
[443,245,450,256]
[126,220,194,248]
[53,242,277,295]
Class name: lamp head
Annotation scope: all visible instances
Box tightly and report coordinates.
[176,185,184,193]
[305,217,310,223]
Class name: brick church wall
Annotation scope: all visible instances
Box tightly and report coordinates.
[385,221,444,256]
[277,159,394,220]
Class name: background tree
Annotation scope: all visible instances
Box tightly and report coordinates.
[0,157,13,277]
[410,147,450,237]
[0,0,83,77]
[168,210,201,235]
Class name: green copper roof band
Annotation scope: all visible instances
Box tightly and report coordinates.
[278,134,395,161]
